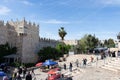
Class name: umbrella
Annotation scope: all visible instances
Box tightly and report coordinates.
[43,60,58,66]
[35,62,42,67]
[54,68,60,71]
[0,71,6,76]
[48,68,61,74]
[47,69,57,74]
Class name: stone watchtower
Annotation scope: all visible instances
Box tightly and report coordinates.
[18,19,39,63]
[117,32,120,50]
[7,18,40,63]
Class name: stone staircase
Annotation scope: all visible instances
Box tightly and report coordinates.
[61,67,85,77]
[100,58,120,72]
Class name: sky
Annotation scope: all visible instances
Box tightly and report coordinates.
[0,0,120,40]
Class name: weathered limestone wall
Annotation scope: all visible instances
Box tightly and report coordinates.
[0,19,59,63]
[39,38,58,49]
[21,21,39,63]
[0,21,8,44]
[63,40,78,45]
[7,22,18,47]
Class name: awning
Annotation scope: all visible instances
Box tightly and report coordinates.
[43,60,58,66]
[4,54,20,58]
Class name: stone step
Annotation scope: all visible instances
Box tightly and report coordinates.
[99,58,120,72]
[110,59,120,61]
[109,61,120,65]
[107,62,120,67]
[111,59,120,63]
[105,64,120,70]
[100,66,118,72]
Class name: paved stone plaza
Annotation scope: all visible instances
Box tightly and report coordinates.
[30,54,120,80]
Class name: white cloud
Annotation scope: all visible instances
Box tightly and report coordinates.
[21,0,34,6]
[40,19,69,24]
[0,6,11,15]
[97,0,120,5]
[3,0,34,6]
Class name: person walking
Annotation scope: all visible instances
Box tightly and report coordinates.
[12,68,19,80]
[31,69,36,80]
[75,59,79,67]
[63,63,66,70]
[26,72,32,80]
[16,73,22,80]
[83,58,87,68]
[3,76,9,80]
[69,62,73,72]
[23,67,27,78]
[91,56,94,63]
[18,67,22,75]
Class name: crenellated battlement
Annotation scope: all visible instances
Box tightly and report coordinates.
[39,37,59,43]
[0,18,39,30]
[0,20,4,26]
[6,18,38,27]
[39,37,59,49]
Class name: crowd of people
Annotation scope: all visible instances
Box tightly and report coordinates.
[12,67,36,80]
[1,49,119,80]
[63,57,89,72]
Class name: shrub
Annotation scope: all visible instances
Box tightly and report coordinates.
[11,62,21,67]
[24,63,35,68]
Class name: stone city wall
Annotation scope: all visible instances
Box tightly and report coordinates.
[0,19,60,63]
[39,38,59,49]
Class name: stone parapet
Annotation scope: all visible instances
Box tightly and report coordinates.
[39,37,59,49]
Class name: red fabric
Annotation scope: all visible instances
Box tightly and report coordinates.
[47,69,56,74]
[35,62,42,67]
[47,68,60,74]
[48,74,61,80]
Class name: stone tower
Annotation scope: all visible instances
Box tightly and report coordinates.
[0,19,40,63]
[14,18,39,63]
[0,18,59,63]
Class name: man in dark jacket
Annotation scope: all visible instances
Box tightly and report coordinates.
[26,72,32,80]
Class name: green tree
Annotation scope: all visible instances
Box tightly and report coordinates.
[38,46,62,62]
[58,27,67,40]
[0,42,17,62]
[56,43,71,54]
[85,34,99,50]
[104,39,108,47]
[77,34,99,53]
[78,38,87,53]
[108,38,115,48]
[103,39,115,48]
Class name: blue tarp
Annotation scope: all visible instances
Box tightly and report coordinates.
[43,60,58,66]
